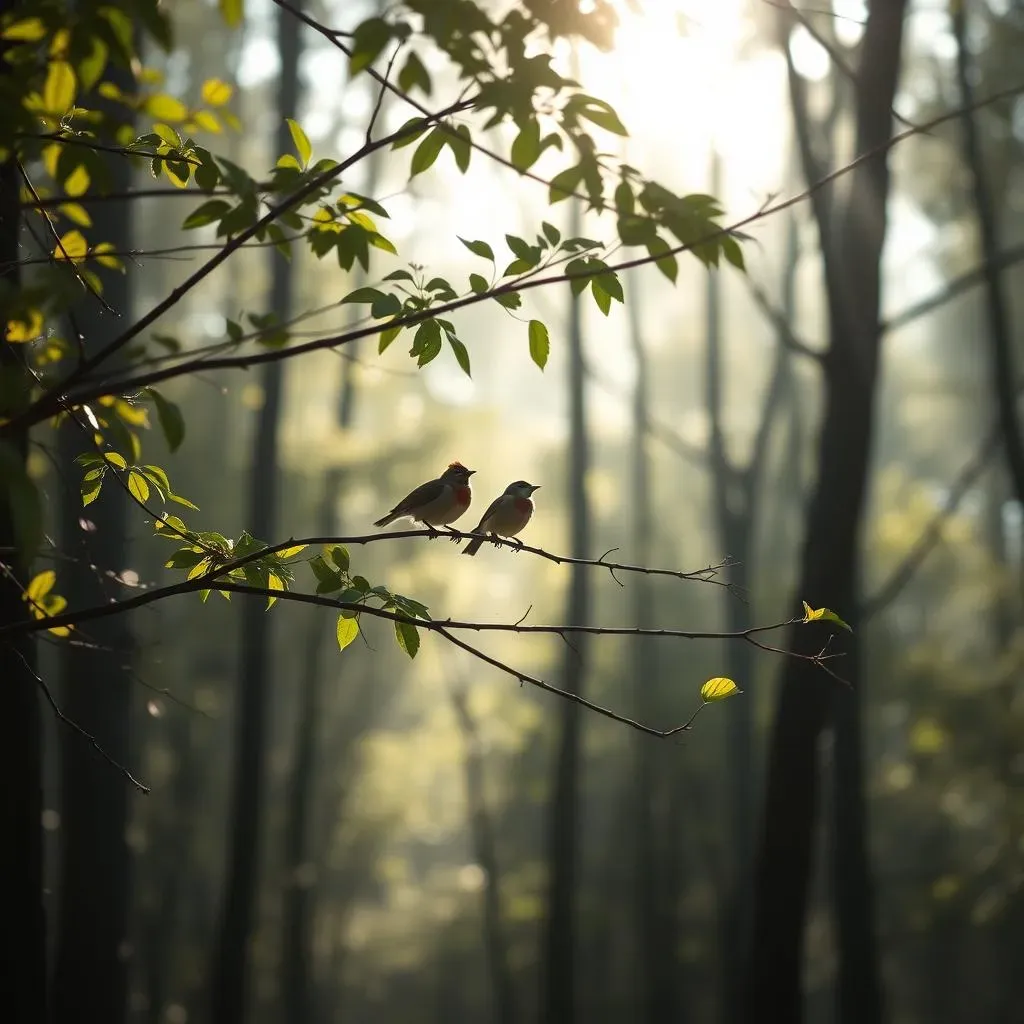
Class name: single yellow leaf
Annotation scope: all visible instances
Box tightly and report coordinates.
[192,109,221,134]
[700,676,742,702]
[201,78,233,106]
[42,60,76,114]
[91,242,122,270]
[59,202,92,227]
[102,451,127,469]
[275,545,307,560]
[54,229,87,262]
[25,570,56,603]
[7,309,44,343]
[266,571,284,609]
[127,470,150,503]
[3,18,47,41]
[145,93,189,121]
[42,143,61,179]
[49,28,70,57]
[336,614,359,652]
[63,163,90,197]
[186,557,213,581]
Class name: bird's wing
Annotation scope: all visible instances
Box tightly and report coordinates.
[388,478,445,515]
[471,494,505,531]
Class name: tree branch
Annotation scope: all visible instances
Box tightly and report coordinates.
[34,80,1024,419]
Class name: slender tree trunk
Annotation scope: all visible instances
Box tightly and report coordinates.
[746,5,906,1022]
[952,5,1024,507]
[210,6,300,1021]
[0,39,46,1017]
[52,63,136,1024]
[627,274,680,1022]
[450,689,517,1024]
[540,200,590,1024]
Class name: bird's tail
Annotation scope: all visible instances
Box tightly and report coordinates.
[462,536,484,556]
[373,512,397,528]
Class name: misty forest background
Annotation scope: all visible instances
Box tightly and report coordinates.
[8,0,1024,1023]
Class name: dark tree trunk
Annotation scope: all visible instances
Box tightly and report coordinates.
[210,6,300,1021]
[0,34,46,1017]
[627,274,680,1023]
[51,63,136,1024]
[450,689,517,1024]
[746,4,906,1022]
[540,202,590,1024]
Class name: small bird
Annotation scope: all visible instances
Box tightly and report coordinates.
[462,480,540,556]
[373,462,476,533]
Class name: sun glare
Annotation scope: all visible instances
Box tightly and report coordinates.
[587,1,788,196]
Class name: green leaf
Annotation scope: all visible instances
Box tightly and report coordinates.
[394,619,420,659]
[721,235,746,271]
[459,237,494,262]
[286,118,312,169]
[448,335,471,377]
[447,124,471,173]
[410,128,446,177]
[510,120,541,171]
[541,221,561,246]
[398,50,431,95]
[801,602,852,632]
[182,199,231,230]
[336,615,359,652]
[149,388,185,451]
[701,677,741,702]
[469,273,489,294]
[127,470,151,504]
[342,286,387,306]
[349,16,392,76]
[528,320,549,370]
[330,545,350,572]
[573,95,628,136]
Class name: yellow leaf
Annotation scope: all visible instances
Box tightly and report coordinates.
[42,143,61,179]
[192,109,221,134]
[114,399,149,426]
[3,18,47,41]
[63,163,90,197]
[700,676,741,702]
[25,570,56,603]
[42,60,76,114]
[801,601,852,631]
[163,159,191,189]
[336,614,359,652]
[201,78,233,106]
[54,229,87,262]
[219,0,244,28]
[137,65,164,85]
[186,558,212,581]
[91,242,122,270]
[267,571,284,609]
[276,545,307,560]
[144,93,188,121]
[59,202,92,227]
[127,470,150,503]
[312,206,334,224]
[7,309,44,343]
[102,451,127,469]
[48,623,72,638]
[49,28,70,57]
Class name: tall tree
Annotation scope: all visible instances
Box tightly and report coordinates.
[210,5,301,1022]
[539,200,591,1024]
[627,272,680,1023]
[51,59,136,1024]
[0,3,45,1013]
[746,5,907,1022]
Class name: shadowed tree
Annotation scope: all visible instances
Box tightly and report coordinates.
[210,5,301,1022]
[746,5,907,1023]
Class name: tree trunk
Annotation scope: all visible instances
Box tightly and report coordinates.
[0,43,46,1019]
[210,6,300,1021]
[540,200,590,1024]
[52,62,136,1024]
[627,273,680,1022]
[746,4,906,1022]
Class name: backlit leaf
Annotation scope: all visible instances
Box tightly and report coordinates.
[395,619,420,659]
[336,614,359,652]
[700,677,741,702]
[528,320,549,370]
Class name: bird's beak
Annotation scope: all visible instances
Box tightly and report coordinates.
[467,469,476,476]
[530,484,541,493]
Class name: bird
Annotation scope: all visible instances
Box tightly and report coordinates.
[373,462,476,534]
[462,480,540,555]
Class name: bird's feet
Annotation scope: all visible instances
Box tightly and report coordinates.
[512,537,525,553]
[424,524,441,540]
[445,525,461,543]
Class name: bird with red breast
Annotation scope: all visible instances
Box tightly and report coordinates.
[462,480,540,555]
[373,462,476,534]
